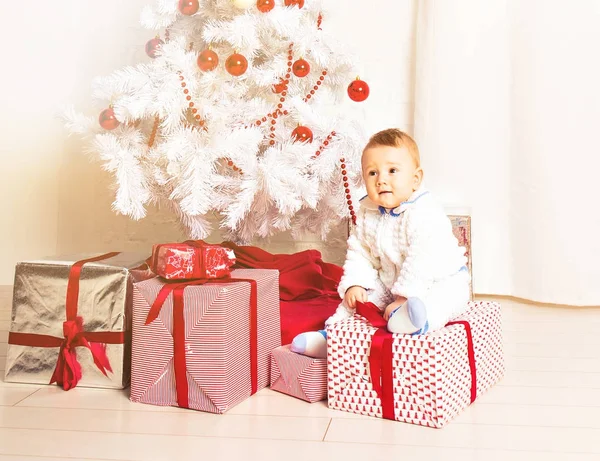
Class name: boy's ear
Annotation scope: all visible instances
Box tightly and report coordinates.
[413,167,423,190]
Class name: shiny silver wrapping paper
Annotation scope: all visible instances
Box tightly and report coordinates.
[4,253,149,389]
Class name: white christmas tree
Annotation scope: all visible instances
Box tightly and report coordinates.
[64,0,371,242]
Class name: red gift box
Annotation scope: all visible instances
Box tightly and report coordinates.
[130,269,281,413]
[327,301,504,428]
[270,345,328,403]
[150,241,236,281]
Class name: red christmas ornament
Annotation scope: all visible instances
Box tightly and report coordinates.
[197,49,219,71]
[178,0,199,15]
[291,125,313,143]
[257,0,275,13]
[292,59,310,78]
[273,79,287,93]
[99,107,120,130]
[284,0,305,8]
[145,37,163,59]
[347,78,370,102]
[226,53,248,76]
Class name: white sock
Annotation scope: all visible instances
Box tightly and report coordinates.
[386,297,429,335]
[290,330,327,358]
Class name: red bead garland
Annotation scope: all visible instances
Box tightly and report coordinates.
[178,72,206,129]
[250,43,294,144]
[339,156,356,224]
[303,70,327,102]
[226,158,243,175]
[148,116,160,147]
[311,130,335,159]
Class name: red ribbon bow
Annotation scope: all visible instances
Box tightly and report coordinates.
[355,302,477,421]
[144,276,259,409]
[9,252,125,390]
[49,316,114,390]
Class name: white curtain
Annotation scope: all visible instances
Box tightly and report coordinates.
[413,0,600,305]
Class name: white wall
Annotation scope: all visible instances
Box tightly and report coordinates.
[413,0,513,296]
[0,0,418,284]
[508,0,600,305]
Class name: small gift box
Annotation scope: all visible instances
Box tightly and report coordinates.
[130,268,281,413]
[270,345,328,403]
[327,301,504,428]
[5,252,148,390]
[150,240,236,281]
[449,214,473,299]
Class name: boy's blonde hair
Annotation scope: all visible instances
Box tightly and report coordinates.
[363,128,421,168]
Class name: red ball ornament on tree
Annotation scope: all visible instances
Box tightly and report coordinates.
[284,0,305,8]
[347,77,370,102]
[257,0,275,13]
[145,37,163,59]
[178,0,199,15]
[291,125,313,143]
[99,107,120,130]
[226,53,248,76]
[197,49,219,71]
[273,79,286,93]
[292,59,310,78]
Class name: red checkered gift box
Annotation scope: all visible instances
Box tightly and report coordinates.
[327,301,504,428]
[130,269,281,413]
[270,345,328,403]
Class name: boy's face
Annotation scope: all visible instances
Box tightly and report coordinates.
[362,145,423,209]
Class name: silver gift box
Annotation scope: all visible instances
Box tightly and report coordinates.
[4,252,150,389]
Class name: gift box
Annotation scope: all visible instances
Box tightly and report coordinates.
[270,345,328,403]
[150,240,235,281]
[130,268,281,413]
[327,301,504,428]
[5,252,148,390]
[449,214,473,299]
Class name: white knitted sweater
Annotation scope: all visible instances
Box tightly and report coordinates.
[337,187,468,301]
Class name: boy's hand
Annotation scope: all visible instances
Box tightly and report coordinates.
[383,296,407,321]
[344,286,368,309]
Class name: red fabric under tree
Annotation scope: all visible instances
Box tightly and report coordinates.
[219,242,342,345]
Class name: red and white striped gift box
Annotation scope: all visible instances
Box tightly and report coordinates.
[130,269,281,413]
[270,345,328,403]
[327,301,504,428]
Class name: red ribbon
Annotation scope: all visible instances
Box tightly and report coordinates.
[355,302,477,421]
[355,302,396,420]
[144,276,259,409]
[8,252,123,390]
[446,320,477,404]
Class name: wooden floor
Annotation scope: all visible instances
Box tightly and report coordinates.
[0,286,598,461]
